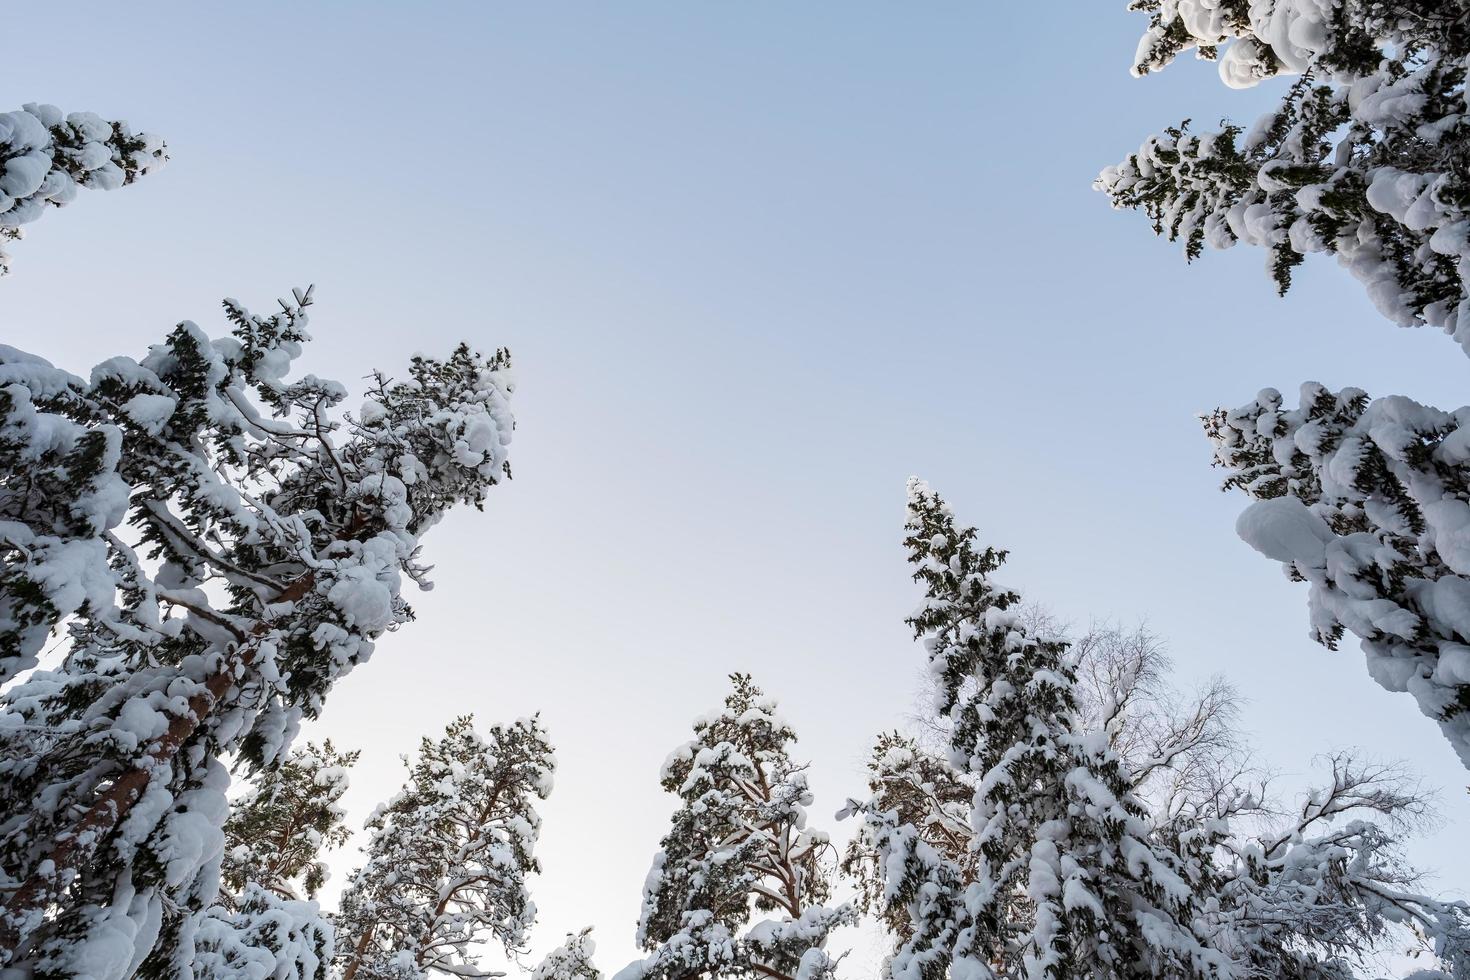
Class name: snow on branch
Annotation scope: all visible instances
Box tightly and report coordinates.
[1208,383,1470,768]
[0,103,165,275]
[0,290,515,976]
[1100,2,1470,353]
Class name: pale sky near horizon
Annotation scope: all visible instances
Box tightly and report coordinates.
[5,3,1470,976]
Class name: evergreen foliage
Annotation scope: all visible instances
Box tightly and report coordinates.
[841,733,972,949]
[0,290,516,976]
[175,885,336,980]
[847,481,1231,980]
[220,740,359,904]
[616,674,853,980]
[0,102,164,275]
[1207,383,1470,768]
[534,928,603,980]
[332,715,555,980]
[1098,1,1470,350]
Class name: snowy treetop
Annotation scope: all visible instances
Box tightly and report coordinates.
[0,102,165,275]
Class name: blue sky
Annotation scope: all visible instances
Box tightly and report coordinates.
[5,3,1469,973]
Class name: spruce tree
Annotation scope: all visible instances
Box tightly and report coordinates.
[847,480,1227,980]
[0,290,516,977]
[332,715,555,980]
[1205,383,1470,768]
[0,102,165,275]
[615,674,852,980]
[1097,1,1470,350]
[852,608,1470,975]
[844,624,1243,952]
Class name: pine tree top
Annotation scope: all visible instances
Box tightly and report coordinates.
[333,714,556,980]
[903,479,1078,763]
[659,673,800,796]
[625,674,851,980]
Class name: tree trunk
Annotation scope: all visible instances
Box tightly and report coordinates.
[340,923,377,980]
[0,572,317,963]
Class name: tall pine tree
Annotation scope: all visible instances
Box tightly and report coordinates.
[0,289,516,977]
[333,715,555,980]
[847,480,1228,980]
[616,674,852,980]
[841,732,973,950]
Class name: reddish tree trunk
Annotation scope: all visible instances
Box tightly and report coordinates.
[0,572,317,962]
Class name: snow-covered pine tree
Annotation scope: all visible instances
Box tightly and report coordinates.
[844,624,1252,965]
[146,742,358,980]
[0,291,516,978]
[178,886,337,980]
[534,928,603,980]
[847,622,1244,926]
[220,740,359,904]
[616,674,853,980]
[1205,383,1470,769]
[840,733,973,949]
[1096,2,1470,351]
[332,715,555,980]
[846,480,1228,980]
[0,102,165,275]
[845,611,1470,974]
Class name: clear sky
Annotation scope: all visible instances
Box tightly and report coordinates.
[5,3,1469,975]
